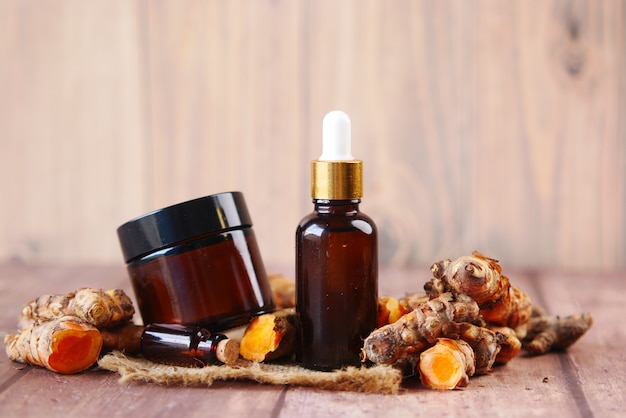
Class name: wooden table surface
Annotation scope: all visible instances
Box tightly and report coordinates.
[0,262,624,418]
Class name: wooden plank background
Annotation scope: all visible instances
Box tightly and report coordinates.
[0,0,624,271]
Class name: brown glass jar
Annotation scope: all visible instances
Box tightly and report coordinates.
[117,192,275,332]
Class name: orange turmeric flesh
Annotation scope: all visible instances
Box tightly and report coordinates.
[239,309,297,362]
[48,326,103,374]
[5,316,103,374]
[240,315,282,362]
[419,338,475,390]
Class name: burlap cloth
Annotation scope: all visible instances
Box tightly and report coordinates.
[98,351,402,394]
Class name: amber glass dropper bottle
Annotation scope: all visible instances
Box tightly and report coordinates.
[140,323,239,367]
[101,323,240,367]
[296,110,378,371]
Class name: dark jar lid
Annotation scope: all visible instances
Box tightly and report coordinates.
[117,191,253,263]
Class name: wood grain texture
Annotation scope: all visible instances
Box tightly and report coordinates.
[0,0,624,270]
[0,0,148,263]
[1,263,624,417]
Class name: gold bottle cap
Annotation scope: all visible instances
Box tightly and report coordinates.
[311,160,362,200]
[311,111,363,200]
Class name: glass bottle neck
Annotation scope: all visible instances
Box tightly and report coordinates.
[313,199,361,214]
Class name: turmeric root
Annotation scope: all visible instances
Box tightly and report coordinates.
[419,338,475,390]
[425,251,532,329]
[6,287,135,374]
[397,292,430,312]
[392,300,521,368]
[19,288,135,330]
[490,326,522,364]
[239,309,298,362]
[363,251,555,384]
[377,296,410,327]
[4,316,103,374]
[458,323,502,374]
[522,312,593,355]
[268,274,296,309]
[362,292,480,365]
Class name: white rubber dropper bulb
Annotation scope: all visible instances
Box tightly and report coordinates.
[319,110,354,161]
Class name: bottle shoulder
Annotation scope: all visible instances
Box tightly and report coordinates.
[297,209,377,235]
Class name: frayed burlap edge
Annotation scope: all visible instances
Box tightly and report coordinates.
[98,351,402,394]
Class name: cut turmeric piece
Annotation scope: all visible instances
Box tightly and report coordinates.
[239,309,297,362]
[419,338,475,390]
[377,296,409,327]
[5,316,103,374]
